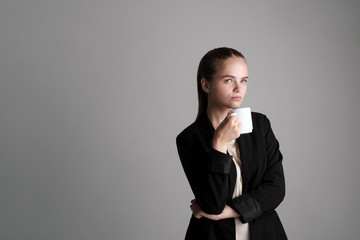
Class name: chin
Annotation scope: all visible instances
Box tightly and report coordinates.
[230,102,242,109]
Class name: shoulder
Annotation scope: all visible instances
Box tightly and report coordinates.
[251,111,268,125]
[176,114,214,150]
[176,120,201,144]
[251,111,266,121]
[251,111,273,133]
[251,111,280,145]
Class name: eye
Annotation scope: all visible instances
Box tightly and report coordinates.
[225,79,232,83]
[241,79,247,83]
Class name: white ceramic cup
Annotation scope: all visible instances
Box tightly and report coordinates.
[229,107,253,134]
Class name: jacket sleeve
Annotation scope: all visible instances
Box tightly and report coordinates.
[176,132,232,214]
[228,115,285,223]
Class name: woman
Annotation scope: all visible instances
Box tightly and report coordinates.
[176,47,287,240]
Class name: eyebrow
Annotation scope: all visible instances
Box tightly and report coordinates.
[220,75,248,79]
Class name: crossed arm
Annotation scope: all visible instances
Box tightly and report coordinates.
[178,115,285,223]
[190,199,239,221]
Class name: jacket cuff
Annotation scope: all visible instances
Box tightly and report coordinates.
[206,148,232,174]
[228,194,262,223]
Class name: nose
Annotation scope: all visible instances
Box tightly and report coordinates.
[233,80,241,92]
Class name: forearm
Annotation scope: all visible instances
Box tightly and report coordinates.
[218,205,240,220]
[201,205,240,221]
[228,161,285,223]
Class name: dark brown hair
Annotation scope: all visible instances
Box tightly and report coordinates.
[196,47,246,120]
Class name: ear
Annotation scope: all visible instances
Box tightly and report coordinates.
[201,78,210,93]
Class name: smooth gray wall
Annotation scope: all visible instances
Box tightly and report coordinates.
[1,0,359,239]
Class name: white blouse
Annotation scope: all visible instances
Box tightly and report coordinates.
[227,139,250,240]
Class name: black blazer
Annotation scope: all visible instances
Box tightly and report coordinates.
[176,112,287,240]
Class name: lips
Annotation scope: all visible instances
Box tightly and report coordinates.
[231,96,242,100]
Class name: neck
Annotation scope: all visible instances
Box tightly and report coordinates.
[207,105,230,130]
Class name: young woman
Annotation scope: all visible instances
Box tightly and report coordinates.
[176,47,287,240]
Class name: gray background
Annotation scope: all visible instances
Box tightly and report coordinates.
[1,0,359,239]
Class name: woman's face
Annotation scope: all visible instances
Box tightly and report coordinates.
[204,56,248,111]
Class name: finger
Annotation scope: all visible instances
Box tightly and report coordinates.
[190,202,197,210]
[228,115,239,125]
[226,111,233,119]
[229,119,239,131]
[221,113,233,125]
[194,205,200,212]
[193,210,203,219]
[229,116,238,123]
[191,204,200,213]
[190,202,196,209]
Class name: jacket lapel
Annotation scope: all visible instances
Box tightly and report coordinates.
[237,133,252,193]
[197,114,215,148]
